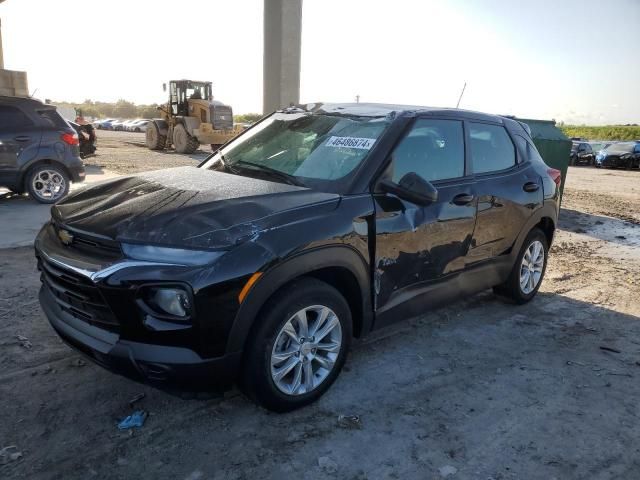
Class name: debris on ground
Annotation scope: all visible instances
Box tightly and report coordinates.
[337,414,362,430]
[129,393,146,408]
[0,445,23,465]
[117,410,148,430]
[71,358,86,367]
[318,456,338,474]
[16,335,32,349]
[600,346,621,354]
[438,465,458,477]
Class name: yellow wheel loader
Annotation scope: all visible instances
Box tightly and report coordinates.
[146,80,243,154]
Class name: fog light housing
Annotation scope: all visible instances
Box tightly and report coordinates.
[142,286,192,318]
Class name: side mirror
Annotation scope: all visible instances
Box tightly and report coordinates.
[162,83,167,92]
[378,172,438,206]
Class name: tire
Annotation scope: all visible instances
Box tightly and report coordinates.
[145,121,166,150]
[241,277,352,412]
[173,124,200,154]
[26,164,70,204]
[211,144,223,152]
[493,228,548,304]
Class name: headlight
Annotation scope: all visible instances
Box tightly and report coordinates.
[144,286,192,318]
[122,243,225,266]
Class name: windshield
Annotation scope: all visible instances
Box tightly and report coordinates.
[201,112,391,190]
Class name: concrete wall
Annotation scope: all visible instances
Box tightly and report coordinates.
[263,0,302,114]
[0,68,29,96]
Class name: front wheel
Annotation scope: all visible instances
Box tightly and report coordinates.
[493,228,548,304]
[241,278,352,412]
[173,124,199,154]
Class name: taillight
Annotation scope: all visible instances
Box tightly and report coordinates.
[61,132,79,146]
[547,168,561,187]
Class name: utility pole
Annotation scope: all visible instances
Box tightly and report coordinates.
[355,95,360,104]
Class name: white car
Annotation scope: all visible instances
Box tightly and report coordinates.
[127,119,151,133]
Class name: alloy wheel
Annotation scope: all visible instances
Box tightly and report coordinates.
[270,305,342,396]
[520,240,545,294]
[32,169,66,202]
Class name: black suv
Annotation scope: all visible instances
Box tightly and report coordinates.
[0,96,85,203]
[570,141,595,166]
[35,104,560,411]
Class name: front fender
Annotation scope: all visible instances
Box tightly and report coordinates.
[225,245,372,353]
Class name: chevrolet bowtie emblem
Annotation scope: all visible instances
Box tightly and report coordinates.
[58,229,74,246]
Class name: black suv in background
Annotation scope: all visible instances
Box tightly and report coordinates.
[0,96,85,203]
[36,103,560,411]
[570,141,595,166]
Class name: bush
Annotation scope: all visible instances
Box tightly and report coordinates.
[560,125,640,141]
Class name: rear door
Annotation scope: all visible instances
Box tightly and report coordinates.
[373,117,477,327]
[0,105,41,183]
[466,121,543,265]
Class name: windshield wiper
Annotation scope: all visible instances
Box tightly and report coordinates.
[233,160,305,187]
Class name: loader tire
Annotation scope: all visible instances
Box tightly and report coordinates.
[146,122,166,150]
[174,124,199,154]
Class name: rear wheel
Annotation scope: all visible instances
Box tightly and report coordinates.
[173,124,199,154]
[493,228,548,304]
[241,278,352,412]
[26,164,69,204]
[145,121,166,150]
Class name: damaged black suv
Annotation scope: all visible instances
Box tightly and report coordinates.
[36,103,560,411]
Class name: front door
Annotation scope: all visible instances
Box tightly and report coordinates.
[373,117,477,328]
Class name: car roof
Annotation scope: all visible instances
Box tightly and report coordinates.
[0,95,53,109]
[294,102,507,123]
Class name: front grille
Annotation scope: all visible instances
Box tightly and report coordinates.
[53,223,122,259]
[38,256,120,332]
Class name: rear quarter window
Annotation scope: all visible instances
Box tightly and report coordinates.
[37,109,70,129]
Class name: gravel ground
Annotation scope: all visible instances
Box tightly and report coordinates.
[83,129,211,175]
[1,158,640,479]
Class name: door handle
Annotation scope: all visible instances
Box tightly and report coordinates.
[452,193,474,205]
[523,182,539,192]
[14,135,31,142]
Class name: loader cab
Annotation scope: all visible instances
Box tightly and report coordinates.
[167,80,213,117]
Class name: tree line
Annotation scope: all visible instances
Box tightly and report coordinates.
[49,99,263,124]
[559,124,640,141]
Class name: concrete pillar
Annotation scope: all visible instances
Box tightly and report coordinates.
[0,18,4,69]
[263,0,302,114]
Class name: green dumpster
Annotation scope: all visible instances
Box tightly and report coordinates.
[516,118,571,199]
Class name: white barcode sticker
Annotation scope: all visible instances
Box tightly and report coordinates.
[325,136,376,150]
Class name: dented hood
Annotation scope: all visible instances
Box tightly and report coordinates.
[52,166,340,249]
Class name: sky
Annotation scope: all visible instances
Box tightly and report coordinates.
[1,0,638,125]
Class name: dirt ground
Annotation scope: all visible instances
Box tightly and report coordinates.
[1,159,640,479]
[82,130,211,174]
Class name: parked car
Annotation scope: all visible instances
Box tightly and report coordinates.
[111,119,130,131]
[595,141,640,169]
[35,103,560,411]
[0,96,85,203]
[93,118,115,130]
[570,141,595,166]
[127,119,150,132]
[97,119,119,130]
[69,121,97,158]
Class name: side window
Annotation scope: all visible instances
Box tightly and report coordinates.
[0,105,34,131]
[469,122,516,174]
[37,109,70,129]
[390,118,464,183]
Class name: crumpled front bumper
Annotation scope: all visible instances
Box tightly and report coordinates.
[39,285,241,390]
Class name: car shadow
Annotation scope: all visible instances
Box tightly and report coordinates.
[559,207,640,248]
[4,286,640,479]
